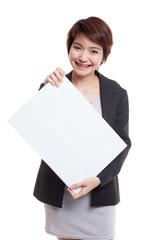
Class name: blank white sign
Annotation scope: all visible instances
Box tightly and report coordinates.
[9,77,127,191]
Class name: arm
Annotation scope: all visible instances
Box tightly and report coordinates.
[68,90,131,198]
[97,90,131,188]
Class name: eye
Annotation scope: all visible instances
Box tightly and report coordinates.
[91,50,98,54]
[74,46,81,50]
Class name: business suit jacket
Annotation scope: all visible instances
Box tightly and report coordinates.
[33,70,131,208]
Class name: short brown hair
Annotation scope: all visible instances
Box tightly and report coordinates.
[66,16,113,61]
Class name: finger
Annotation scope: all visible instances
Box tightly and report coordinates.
[44,76,56,86]
[67,188,77,199]
[49,73,60,87]
[67,187,88,199]
[56,67,65,77]
[53,69,63,83]
[69,182,84,190]
[75,188,88,198]
[67,188,82,199]
[44,77,49,85]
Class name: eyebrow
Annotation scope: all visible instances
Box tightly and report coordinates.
[73,42,102,50]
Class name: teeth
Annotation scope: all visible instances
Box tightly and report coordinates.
[76,62,90,68]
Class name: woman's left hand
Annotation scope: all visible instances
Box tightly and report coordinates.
[67,177,101,199]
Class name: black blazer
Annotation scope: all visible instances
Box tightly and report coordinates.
[33,71,131,208]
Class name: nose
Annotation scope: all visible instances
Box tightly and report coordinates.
[79,50,88,62]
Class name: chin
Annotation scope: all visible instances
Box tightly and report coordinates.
[74,69,93,77]
[73,66,95,76]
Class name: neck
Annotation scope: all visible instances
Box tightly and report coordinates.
[71,71,99,89]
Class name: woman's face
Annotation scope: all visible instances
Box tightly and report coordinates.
[69,34,104,78]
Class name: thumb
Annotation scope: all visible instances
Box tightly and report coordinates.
[69,181,83,190]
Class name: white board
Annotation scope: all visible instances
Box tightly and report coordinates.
[9,77,127,192]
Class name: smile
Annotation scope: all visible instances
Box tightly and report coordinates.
[75,61,91,69]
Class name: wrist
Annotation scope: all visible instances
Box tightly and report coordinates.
[96,177,101,186]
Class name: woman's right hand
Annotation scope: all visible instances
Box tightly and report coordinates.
[44,67,65,87]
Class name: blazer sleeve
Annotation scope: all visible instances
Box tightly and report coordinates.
[97,89,131,188]
[39,83,45,90]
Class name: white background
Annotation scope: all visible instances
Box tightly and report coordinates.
[0,0,160,239]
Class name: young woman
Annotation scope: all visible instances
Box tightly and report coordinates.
[34,16,131,240]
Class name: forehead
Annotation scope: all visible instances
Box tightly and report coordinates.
[73,34,103,49]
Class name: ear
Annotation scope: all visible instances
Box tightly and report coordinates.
[101,57,105,65]
[100,60,104,65]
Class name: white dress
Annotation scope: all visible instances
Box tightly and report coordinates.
[44,96,116,240]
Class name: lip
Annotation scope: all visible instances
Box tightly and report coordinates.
[75,61,91,69]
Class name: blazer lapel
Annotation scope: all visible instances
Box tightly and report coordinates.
[96,71,119,125]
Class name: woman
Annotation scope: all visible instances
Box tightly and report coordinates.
[34,17,131,240]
